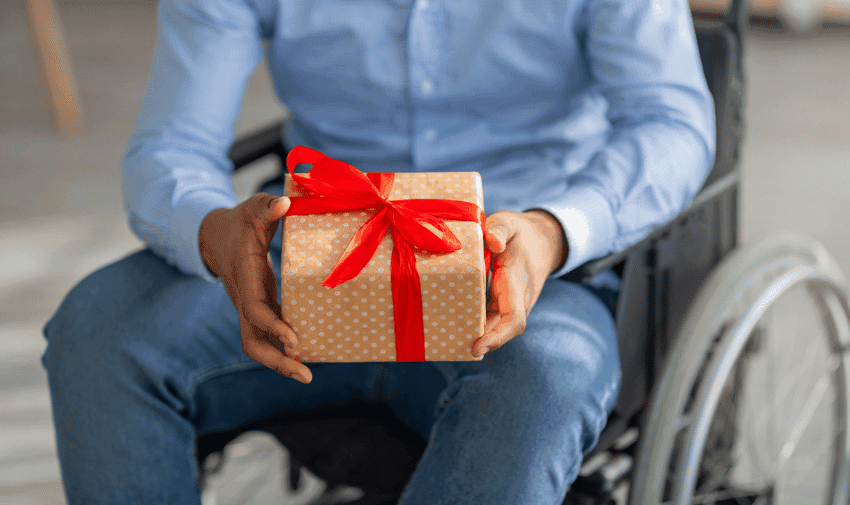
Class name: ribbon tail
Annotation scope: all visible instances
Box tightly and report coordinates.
[391,232,426,362]
[323,208,391,288]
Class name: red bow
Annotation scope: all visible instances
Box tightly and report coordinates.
[284,146,489,361]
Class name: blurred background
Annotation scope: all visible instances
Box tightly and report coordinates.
[1,0,848,503]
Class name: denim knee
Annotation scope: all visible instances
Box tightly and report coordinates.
[42,250,199,387]
[43,255,134,377]
[44,249,246,403]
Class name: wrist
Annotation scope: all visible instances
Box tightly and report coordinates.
[525,210,568,274]
[199,208,231,278]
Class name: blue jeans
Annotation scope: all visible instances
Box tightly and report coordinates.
[42,216,621,504]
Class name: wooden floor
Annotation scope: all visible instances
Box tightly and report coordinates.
[1,1,849,503]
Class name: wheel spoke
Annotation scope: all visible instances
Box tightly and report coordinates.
[775,321,824,413]
[744,426,771,485]
[775,355,838,474]
[765,322,781,468]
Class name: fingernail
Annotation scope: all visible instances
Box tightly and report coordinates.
[281,332,296,347]
[476,347,489,357]
[493,235,507,251]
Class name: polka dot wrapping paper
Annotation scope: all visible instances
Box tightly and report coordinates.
[281,171,487,362]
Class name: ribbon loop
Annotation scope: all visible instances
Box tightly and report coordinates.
[287,145,385,205]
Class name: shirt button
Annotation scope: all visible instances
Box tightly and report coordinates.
[416,0,429,9]
[422,128,437,141]
[420,79,434,95]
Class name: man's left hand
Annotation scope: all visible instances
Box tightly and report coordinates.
[473,210,568,358]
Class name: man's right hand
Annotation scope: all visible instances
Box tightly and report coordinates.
[199,193,312,384]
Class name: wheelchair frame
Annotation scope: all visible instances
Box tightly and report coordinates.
[200,0,850,502]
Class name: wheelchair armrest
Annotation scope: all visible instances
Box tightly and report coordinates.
[228,121,285,171]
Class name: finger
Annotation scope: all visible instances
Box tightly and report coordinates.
[238,246,291,345]
[483,311,501,336]
[468,313,498,360]
[474,308,526,357]
[472,269,527,357]
[264,252,283,315]
[243,299,299,348]
[486,294,498,314]
[483,228,505,254]
[243,336,312,383]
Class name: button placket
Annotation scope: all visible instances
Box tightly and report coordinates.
[407,0,440,98]
[407,0,444,166]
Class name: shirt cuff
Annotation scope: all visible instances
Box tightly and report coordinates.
[172,190,240,283]
[524,184,617,278]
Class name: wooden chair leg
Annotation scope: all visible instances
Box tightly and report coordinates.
[823,0,850,24]
[691,0,849,26]
[25,0,84,138]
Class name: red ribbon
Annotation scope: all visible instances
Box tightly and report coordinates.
[284,146,489,361]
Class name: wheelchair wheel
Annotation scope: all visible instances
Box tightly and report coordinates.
[630,232,850,505]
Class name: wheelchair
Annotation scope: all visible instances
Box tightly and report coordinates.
[198,0,850,503]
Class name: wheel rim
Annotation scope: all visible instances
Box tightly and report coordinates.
[631,233,850,505]
[673,271,850,505]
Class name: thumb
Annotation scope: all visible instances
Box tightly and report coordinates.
[254,194,291,224]
[483,214,513,254]
[268,196,291,218]
[245,195,291,245]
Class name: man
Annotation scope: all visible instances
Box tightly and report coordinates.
[43,0,714,503]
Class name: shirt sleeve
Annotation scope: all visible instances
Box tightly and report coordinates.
[121,0,266,282]
[526,0,716,277]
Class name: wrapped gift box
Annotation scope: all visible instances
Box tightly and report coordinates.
[281,161,487,363]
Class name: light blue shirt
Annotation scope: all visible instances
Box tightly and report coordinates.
[123,0,715,282]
